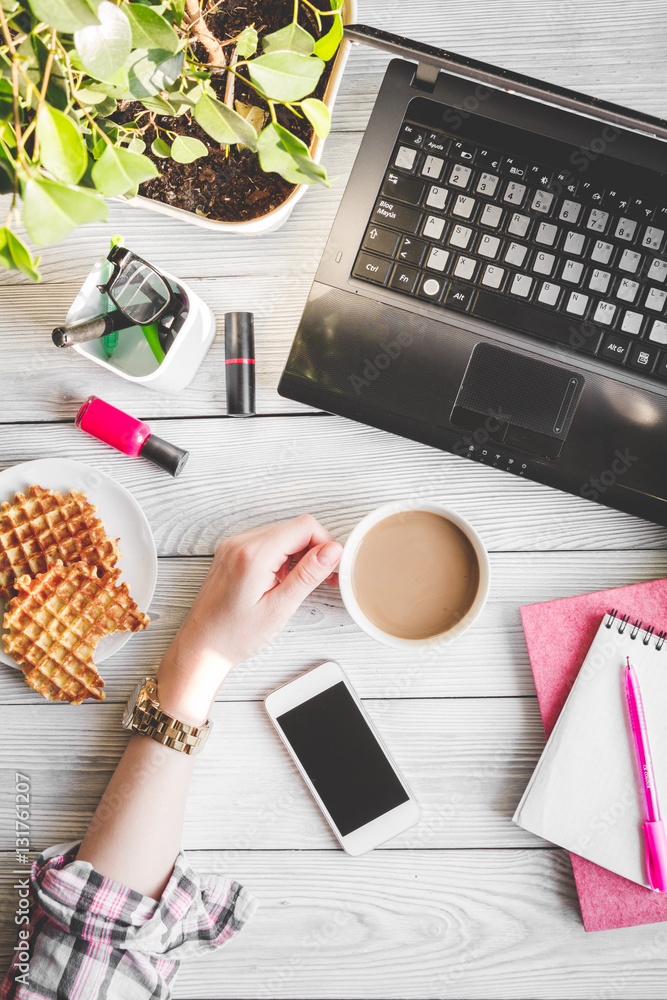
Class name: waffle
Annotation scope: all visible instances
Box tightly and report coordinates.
[3,560,150,704]
[0,484,120,601]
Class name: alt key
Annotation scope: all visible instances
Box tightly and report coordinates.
[600,332,631,364]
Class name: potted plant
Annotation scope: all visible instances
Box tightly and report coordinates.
[0,0,355,280]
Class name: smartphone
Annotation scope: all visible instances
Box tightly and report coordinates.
[264,660,420,855]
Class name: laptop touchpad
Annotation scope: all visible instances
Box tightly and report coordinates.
[450,343,584,459]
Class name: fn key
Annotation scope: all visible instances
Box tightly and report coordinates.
[352,253,392,284]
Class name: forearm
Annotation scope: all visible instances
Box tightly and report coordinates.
[77,654,226,901]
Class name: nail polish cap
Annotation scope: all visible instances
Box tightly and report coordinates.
[140,434,189,477]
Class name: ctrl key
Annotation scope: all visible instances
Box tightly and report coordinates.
[352,252,392,284]
[600,332,631,364]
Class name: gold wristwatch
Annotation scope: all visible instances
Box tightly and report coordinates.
[122,677,212,755]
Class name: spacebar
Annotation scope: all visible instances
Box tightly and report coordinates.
[471,290,597,352]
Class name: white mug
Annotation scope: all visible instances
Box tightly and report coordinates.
[338,500,490,650]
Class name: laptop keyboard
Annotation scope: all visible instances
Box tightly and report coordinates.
[352,111,667,381]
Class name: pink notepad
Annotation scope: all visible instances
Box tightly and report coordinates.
[521,576,667,932]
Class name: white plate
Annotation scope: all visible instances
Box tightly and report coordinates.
[0,458,157,670]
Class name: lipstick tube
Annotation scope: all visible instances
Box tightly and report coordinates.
[225,312,255,416]
[75,396,189,477]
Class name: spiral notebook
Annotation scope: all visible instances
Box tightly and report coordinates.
[514,580,667,932]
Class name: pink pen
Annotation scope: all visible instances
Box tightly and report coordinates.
[625,656,667,892]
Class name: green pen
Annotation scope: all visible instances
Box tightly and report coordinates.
[142,323,165,364]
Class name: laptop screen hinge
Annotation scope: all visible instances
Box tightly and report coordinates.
[414,61,439,92]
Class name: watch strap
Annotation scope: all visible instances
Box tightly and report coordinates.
[131,678,211,755]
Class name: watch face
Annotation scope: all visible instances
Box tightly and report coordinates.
[122,680,145,729]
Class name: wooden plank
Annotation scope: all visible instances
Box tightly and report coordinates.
[1,550,666,705]
[0,276,315,420]
[1,847,666,998]
[1,418,666,556]
[0,698,549,851]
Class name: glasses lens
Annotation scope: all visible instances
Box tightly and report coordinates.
[112,260,170,324]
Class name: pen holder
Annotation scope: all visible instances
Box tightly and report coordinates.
[65,257,216,394]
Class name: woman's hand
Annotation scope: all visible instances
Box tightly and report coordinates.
[157,514,342,724]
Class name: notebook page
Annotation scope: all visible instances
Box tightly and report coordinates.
[513,615,667,888]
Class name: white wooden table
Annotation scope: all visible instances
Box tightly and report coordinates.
[2,2,667,996]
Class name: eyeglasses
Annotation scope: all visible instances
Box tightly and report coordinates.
[97,247,183,327]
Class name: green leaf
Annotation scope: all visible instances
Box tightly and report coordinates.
[37,106,87,185]
[28,0,98,33]
[151,136,171,157]
[22,178,108,246]
[93,94,118,117]
[262,22,313,56]
[0,227,41,281]
[236,24,258,59]
[0,156,14,195]
[256,122,329,186]
[91,143,158,196]
[193,93,257,150]
[170,134,207,163]
[0,79,12,122]
[74,1,132,81]
[248,51,324,103]
[126,48,183,98]
[300,97,330,139]
[19,35,69,112]
[168,0,184,26]
[140,94,177,116]
[127,136,146,154]
[125,3,180,54]
[313,1,343,61]
[75,86,111,105]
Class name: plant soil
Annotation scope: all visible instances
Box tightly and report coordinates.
[115,0,336,223]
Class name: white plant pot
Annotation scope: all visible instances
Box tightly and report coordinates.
[125,0,357,235]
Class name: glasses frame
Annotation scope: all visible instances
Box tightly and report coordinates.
[97,246,184,327]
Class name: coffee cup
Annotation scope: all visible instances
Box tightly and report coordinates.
[338,500,490,649]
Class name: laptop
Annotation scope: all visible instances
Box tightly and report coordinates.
[278,26,667,526]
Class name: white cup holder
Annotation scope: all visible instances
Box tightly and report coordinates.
[66,257,216,394]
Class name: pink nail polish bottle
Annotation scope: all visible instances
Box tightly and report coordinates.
[75,396,189,477]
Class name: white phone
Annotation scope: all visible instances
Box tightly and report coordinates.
[264,660,420,855]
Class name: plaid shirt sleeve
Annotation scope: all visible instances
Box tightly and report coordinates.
[0,840,257,1000]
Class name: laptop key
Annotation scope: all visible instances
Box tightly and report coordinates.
[478,234,501,258]
[352,253,392,284]
[423,131,450,156]
[559,200,582,224]
[593,301,616,326]
[649,320,667,345]
[628,342,659,373]
[421,155,444,180]
[646,287,667,312]
[418,274,446,301]
[566,291,589,316]
[600,333,630,363]
[503,181,526,206]
[425,247,450,272]
[508,213,531,238]
[510,273,533,298]
[531,190,554,214]
[444,283,475,311]
[449,163,472,188]
[398,123,425,147]
[423,215,446,240]
[532,251,555,276]
[563,231,586,255]
[476,172,499,197]
[362,226,399,257]
[591,240,613,264]
[589,269,611,294]
[397,236,427,266]
[643,226,665,251]
[471,290,601,353]
[425,185,449,211]
[393,146,418,172]
[451,140,477,163]
[480,204,503,228]
[535,223,558,246]
[481,264,505,289]
[452,195,475,219]
[477,148,503,173]
[381,172,425,205]
[501,157,527,180]
[504,242,528,267]
[562,259,584,284]
[615,217,637,241]
[616,278,639,303]
[449,224,473,249]
[371,199,423,234]
[648,259,667,283]
[620,310,644,335]
[619,249,641,272]
[389,263,420,294]
[537,281,561,306]
[453,255,478,281]
[586,209,609,233]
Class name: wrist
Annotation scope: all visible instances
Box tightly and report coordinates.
[156,646,233,727]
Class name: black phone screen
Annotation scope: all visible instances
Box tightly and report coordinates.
[276,681,409,836]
